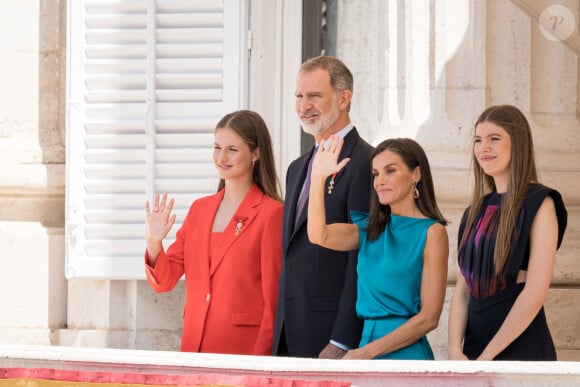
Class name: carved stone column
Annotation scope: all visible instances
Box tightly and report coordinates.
[0,1,66,345]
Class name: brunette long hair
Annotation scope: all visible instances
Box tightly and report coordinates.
[366,138,447,241]
[459,105,537,274]
[215,110,282,202]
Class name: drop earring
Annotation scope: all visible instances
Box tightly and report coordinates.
[412,181,420,199]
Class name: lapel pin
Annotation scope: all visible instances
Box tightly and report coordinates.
[327,173,337,194]
[234,216,248,236]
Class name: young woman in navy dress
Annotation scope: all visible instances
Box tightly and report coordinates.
[448,105,567,360]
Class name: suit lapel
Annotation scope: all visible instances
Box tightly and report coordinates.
[287,148,315,239]
[210,184,263,275]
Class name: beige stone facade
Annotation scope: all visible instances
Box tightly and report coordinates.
[0,0,578,361]
[0,0,66,345]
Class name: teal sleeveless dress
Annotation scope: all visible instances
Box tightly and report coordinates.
[351,211,436,360]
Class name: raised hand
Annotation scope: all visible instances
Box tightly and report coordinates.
[307,134,360,251]
[145,193,176,261]
[312,135,350,179]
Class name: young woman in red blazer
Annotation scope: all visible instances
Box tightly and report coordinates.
[145,110,283,355]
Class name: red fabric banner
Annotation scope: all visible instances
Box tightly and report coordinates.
[0,368,351,387]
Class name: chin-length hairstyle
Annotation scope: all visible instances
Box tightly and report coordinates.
[215,110,283,202]
[366,138,448,242]
[460,104,537,274]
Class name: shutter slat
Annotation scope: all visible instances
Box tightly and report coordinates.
[85,164,219,179]
[85,134,146,148]
[85,74,146,90]
[84,179,220,193]
[86,45,148,59]
[85,134,215,149]
[156,149,212,163]
[157,74,222,88]
[157,28,223,43]
[156,89,222,102]
[157,43,223,58]
[86,30,147,45]
[85,215,145,226]
[157,163,217,177]
[85,90,146,103]
[85,121,145,134]
[85,149,146,163]
[157,14,223,28]
[85,1,147,14]
[86,225,149,239]
[157,58,221,72]
[156,133,214,147]
[86,164,146,179]
[85,193,204,210]
[85,104,147,119]
[86,240,149,256]
[157,0,223,13]
[155,179,218,194]
[85,180,146,194]
[156,102,222,117]
[86,15,147,29]
[155,119,216,132]
[86,59,147,74]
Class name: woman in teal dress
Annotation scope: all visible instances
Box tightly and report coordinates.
[307,136,449,359]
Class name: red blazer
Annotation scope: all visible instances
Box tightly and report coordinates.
[145,184,283,355]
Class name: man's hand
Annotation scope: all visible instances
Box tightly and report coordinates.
[318,343,347,359]
[342,347,375,360]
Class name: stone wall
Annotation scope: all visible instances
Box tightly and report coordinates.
[0,0,66,345]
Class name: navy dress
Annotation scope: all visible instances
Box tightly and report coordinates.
[457,183,567,360]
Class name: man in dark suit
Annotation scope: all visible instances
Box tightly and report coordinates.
[273,56,373,358]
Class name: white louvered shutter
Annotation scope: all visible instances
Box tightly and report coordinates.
[66,0,248,278]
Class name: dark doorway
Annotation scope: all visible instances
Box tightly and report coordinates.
[300,0,337,152]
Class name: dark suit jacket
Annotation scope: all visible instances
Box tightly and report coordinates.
[145,183,283,355]
[273,128,373,357]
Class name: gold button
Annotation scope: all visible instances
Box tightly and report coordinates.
[205,293,211,302]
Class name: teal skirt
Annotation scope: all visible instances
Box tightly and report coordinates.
[359,317,434,360]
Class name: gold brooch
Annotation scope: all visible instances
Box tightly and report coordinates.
[234,216,248,236]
